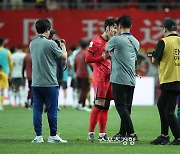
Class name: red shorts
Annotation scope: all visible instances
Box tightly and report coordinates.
[93,81,113,100]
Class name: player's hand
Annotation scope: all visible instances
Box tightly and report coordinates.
[102,51,110,59]
[60,39,66,45]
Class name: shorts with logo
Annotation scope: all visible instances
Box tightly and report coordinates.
[93,81,113,100]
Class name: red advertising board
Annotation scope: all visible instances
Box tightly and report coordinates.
[0,9,180,51]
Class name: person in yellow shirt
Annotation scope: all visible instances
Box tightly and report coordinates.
[151,18,180,145]
[0,65,9,110]
[0,37,13,110]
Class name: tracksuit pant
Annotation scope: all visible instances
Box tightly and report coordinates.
[32,86,59,136]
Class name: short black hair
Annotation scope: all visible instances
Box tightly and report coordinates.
[35,19,51,34]
[9,46,15,54]
[0,37,4,46]
[79,39,89,49]
[117,15,132,28]
[104,18,117,30]
[69,45,77,51]
[16,45,22,50]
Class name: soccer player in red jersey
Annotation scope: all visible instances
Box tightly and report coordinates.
[85,18,117,141]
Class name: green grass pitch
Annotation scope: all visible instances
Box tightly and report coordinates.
[0,105,179,154]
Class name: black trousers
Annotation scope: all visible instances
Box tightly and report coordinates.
[157,90,180,139]
[112,83,135,135]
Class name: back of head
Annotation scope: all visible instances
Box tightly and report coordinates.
[117,15,132,28]
[0,37,4,46]
[104,18,117,30]
[9,46,15,54]
[35,19,51,34]
[69,45,77,52]
[79,39,89,49]
[16,45,22,50]
[161,18,177,31]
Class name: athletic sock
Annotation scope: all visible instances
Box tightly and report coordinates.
[89,106,102,132]
[88,132,94,135]
[99,109,108,133]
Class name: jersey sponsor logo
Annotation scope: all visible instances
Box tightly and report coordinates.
[89,41,93,48]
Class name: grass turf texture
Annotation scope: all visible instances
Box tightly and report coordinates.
[0,106,179,154]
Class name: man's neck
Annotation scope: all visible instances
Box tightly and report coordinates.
[120,28,130,35]
[39,33,48,38]
[101,32,109,41]
[165,31,178,37]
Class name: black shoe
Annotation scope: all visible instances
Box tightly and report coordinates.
[127,134,138,142]
[98,134,110,141]
[112,133,126,141]
[169,139,180,145]
[150,135,170,145]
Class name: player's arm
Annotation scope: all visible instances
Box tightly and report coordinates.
[85,50,104,63]
[85,40,107,63]
[106,36,116,53]
[22,56,26,78]
[7,50,13,74]
[152,40,164,65]
[59,39,67,60]
[74,55,78,72]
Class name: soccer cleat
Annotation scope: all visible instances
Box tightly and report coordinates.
[98,133,110,141]
[150,135,170,145]
[87,132,95,142]
[169,139,180,145]
[83,107,92,112]
[112,133,126,141]
[76,105,85,111]
[76,104,92,112]
[31,136,44,143]
[47,134,67,143]
[127,134,139,142]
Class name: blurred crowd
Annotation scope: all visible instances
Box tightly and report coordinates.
[0,36,95,111]
[0,35,159,111]
[0,0,179,10]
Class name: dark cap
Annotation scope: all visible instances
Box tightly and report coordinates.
[50,29,56,35]
[161,18,177,30]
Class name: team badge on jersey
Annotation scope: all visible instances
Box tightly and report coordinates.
[89,41,93,48]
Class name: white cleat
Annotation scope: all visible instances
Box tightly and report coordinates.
[83,107,92,112]
[47,134,67,143]
[31,136,44,143]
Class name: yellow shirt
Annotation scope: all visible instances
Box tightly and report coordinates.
[158,36,180,84]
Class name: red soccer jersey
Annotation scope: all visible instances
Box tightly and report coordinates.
[86,35,111,82]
